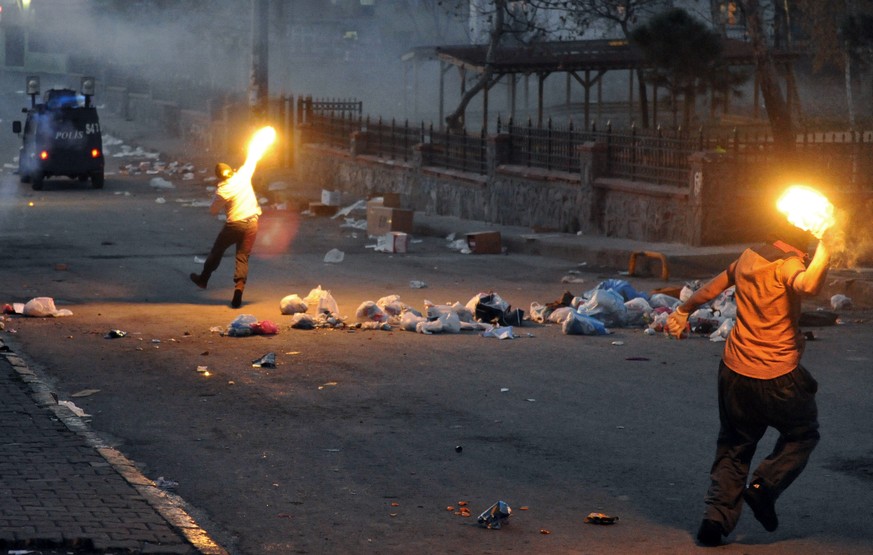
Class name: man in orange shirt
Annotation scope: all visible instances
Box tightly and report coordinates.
[668,219,832,547]
[190,159,263,309]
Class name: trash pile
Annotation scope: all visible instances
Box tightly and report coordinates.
[219,275,858,342]
[528,278,737,340]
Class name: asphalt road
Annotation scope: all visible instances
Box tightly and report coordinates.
[1,112,872,554]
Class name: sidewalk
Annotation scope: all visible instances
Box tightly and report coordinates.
[0,339,227,555]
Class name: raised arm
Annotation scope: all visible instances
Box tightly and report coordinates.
[792,239,830,296]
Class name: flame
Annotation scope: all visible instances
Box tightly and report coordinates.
[246,126,276,165]
[776,185,835,239]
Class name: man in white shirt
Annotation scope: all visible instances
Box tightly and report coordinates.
[190,159,263,308]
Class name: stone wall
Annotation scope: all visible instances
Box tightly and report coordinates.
[294,140,752,246]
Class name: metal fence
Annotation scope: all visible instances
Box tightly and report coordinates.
[296,96,873,191]
[360,117,424,162]
[602,124,702,186]
[426,125,488,175]
[500,117,590,175]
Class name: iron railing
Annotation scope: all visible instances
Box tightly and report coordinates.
[296,98,873,191]
[360,117,424,162]
[425,125,488,175]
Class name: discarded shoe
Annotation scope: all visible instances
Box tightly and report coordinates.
[231,290,243,309]
[696,519,724,547]
[744,480,778,532]
[189,273,207,289]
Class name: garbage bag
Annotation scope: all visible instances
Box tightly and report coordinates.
[377,295,407,317]
[305,285,339,315]
[529,302,548,323]
[679,280,702,302]
[23,297,72,317]
[648,293,681,309]
[251,320,279,335]
[227,314,258,337]
[356,301,387,323]
[594,279,650,301]
[401,311,426,332]
[290,313,315,329]
[831,294,852,310]
[710,286,736,318]
[548,306,575,323]
[576,289,627,327]
[709,318,734,342]
[466,292,524,326]
[279,294,308,315]
[624,297,653,327]
[688,308,723,334]
[562,312,608,335]
[481,325,516,339]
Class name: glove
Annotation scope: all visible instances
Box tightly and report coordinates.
[667,307,690,339]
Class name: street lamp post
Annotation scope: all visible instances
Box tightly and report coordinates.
[250,0,269,123]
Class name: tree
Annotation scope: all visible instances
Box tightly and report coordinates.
[561,0,668,128]
[440,0,554,131]
[631,8,724,128]
[736,0,796,157]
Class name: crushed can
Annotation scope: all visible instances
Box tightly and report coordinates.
[477,500,511,529]
[585,512,619,525]
[252,352,276,368]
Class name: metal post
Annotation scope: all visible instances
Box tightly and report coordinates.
[250,0,270,123]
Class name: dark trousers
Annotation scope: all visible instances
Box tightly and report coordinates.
[703,360,820,534]
[201,218,259,292]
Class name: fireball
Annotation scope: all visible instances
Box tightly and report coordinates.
[246,126,276,165]
[776,185,835,239]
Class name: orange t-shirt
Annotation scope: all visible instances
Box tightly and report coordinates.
[722,246,807,379]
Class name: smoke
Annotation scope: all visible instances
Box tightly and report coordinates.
[21,0,469,121]
[828,200,873,270]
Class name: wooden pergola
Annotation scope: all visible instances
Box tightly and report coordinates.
[402,38,798,131]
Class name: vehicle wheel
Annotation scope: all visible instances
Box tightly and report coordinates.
[32,173,44,191]
[20,173,31,184]
[91,172,104,189]
[78,174,89,182]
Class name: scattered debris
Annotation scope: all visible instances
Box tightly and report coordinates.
[478,501,511,529]
[585,512,619,525]
[252,352,277,368]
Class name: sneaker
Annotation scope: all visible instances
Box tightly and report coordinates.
[189,273,207,289]
[696,519,724,547]
[744,480,778,532]
[231,290,243,309]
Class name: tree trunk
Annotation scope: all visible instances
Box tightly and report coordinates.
[845,50,856,127]
[741,0,795,158]
[445,0,505,132]
[636,69,650,128]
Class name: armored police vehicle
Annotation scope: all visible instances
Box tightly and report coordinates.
[12,76,104,190]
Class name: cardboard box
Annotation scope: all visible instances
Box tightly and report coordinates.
[321,189,341,206]
[370,192,401,208]
[466,231,502,254]
[376,231,408,253]
[367,203,414,235]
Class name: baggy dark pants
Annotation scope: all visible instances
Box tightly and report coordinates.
[200,217,259,292]
[703,360,820,534]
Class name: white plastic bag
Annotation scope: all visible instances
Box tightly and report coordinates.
[23,297,72,318]
[624,297,653,327]
[279,294,308,315]
[305,286,339,315]
[356,301,387,323]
